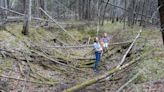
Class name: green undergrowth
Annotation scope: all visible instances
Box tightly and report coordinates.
[126,27,164,91]
[135,47,164,83]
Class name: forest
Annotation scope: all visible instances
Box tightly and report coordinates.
[0,0,164,92]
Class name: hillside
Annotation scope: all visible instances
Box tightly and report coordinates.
[0,22,163,92]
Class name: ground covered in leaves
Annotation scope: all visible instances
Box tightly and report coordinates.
[0,22,163,92]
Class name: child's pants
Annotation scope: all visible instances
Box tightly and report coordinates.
[103,43,109,48]
[93,51,101,71]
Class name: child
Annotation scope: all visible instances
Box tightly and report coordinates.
[93,37,103,73]
[101,32,110,50]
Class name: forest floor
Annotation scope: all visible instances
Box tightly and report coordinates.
[0,22,163,92]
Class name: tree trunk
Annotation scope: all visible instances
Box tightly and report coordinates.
[22,0,31,35]
[158,0,164,45]
[101,0,110,25]
[44,0,47,12]
[140,0,146,26]
[35,0,41,18]
[0,0,7,30]
[123,0,127,29]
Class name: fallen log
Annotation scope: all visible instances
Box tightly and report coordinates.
[47,40,132,49]
[31,50,85,72]
[75,58,95,60]
[7,16,24,22]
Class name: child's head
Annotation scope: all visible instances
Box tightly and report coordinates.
[94,37,99,42]
[104,32,107,37]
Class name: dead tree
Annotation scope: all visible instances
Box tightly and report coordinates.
[22,0,32,35]
[158,0,164,45]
